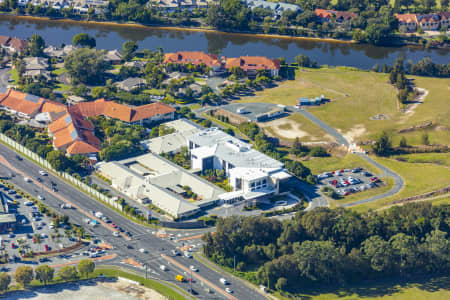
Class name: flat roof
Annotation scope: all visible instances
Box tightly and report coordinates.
[0,214,16,224]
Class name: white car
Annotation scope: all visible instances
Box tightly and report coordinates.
[113,232,120,237]
[37,195,45,201]
[225,288,233,294]
[189,265,198,272]
[23,177,32,183]
[38,170,47,176]
[24,201,34,206]
[160,265,167,271]
[139,248,147,253]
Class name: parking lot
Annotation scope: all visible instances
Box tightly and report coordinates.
[0,182,78,262]
[317,167,383,197]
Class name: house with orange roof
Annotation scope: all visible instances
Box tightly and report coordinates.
[71,99,175,125]
[0,88,46,119]
[417,14,441,31]
[438,12,450,29]
[315,8,335,22]
[1,37,28,53]
[225,56,280,77]
[163,51,223,74]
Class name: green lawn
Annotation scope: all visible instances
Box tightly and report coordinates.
[352,157,450,212]
[143,88,165,95]
[51,68,67,76]
[8,69,19,85]
[238,68,450,146]
[54,83,72,92]
[278,275,450,300]
[302,153,381,175]
[393,153,450,167]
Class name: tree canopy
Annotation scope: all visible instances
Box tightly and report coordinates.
[65,48,107,85]
[72,33,96,48]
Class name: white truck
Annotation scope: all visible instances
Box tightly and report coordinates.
[220,278,228,285]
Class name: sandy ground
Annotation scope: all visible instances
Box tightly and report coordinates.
[342,124,367,143]
[261,118,333,141]
[398,87,429,123]
[6,279,167,300]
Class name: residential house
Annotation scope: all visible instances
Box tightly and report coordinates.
[315,9,357,23]
[44,44,77,60]
[23,57,51,81]
[115,77,147,92]
[0,88,46,119]
[438,12,450,29]
[395,13,418,32]
[163,51,223,75]
[0,36,28,53]
[187,127,291,204]
[225,56,280,77]
[123,60,147,71]
[71,98,176,125]
[104,49,122,64]
[244,0,301,17]
[417,14,441,31]
[67,95,86,105]
[334,11,357,23]
[149,0,211,12]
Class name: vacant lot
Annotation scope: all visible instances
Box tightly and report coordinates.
[302,153,380,175]
[239,68,450,146]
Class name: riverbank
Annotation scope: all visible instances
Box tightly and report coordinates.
[1,13,357,45]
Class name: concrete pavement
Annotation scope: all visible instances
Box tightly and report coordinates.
[0,68,10,87]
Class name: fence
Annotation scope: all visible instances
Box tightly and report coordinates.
[0,133,122,211]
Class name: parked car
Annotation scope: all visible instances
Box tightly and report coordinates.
[37,195,45,201]
[39,170,47,176]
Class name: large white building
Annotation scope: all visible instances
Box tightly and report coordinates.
[187,127,291,203]
[96,153,224,219]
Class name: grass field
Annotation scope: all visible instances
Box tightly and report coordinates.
[279,275,450,300]
[352,157,450,212]
[238,68,450,146]
[302,153,381,175]
[8,69,19,85]
[393,152,450,167]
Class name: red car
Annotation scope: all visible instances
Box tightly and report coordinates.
[11,243,15,249]
[44,245,49,251]
[110,223,117,228]
[371,177,380,182]
[32,237,36,243]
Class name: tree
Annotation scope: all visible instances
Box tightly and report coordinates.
[275,277,288,291]
[399,136,407,147]
[0,272,11,293]
[58,266,78,281]
[442,0,449,10]
[35,265,54,285]
[421,132,430,145]
[14,266,34,287]
[65,48,106,84]
[361,235,393,273]
[46,150,71,171]
[72,33,96,48]
[365,24,391,46]
[28,34,45,57]
[77,259,95,278]
[372,131,392,156]
[122,41,138,61]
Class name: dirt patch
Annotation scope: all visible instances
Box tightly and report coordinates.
[261,118,310,140]
[102,278,168,300]
[399,87,429,123]
[342,124,367,143]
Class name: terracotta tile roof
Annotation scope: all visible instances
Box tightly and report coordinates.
[163,51,221,67]
[53,122,79,148]
[417,14,440,23]
[40,100,68,120]
[66,140,100,155]
[72,98,175,123]
[0,35,11,46]
[8,37,28,51]
[334,11,357,20]
[103,101,133,122]
[315,9,334,19]
[0,89,45,116]
[48,112,74,134]
[80,130,101,148]
[130,102,176,123]
[225,56,280,71]
[395,13,418,24]
[438,12,450,19]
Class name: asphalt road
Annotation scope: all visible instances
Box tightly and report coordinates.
[0,143,267,300]
[294,108,405,207]
[0,68,10,87]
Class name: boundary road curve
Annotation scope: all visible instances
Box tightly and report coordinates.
[294,108,405,207]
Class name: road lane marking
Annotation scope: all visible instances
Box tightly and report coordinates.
[0,154,130,240]
[161,254,237,300]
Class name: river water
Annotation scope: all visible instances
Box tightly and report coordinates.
[1,15,448,68]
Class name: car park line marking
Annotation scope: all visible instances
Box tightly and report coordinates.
[161,254,237,300]
[0,154,130,240]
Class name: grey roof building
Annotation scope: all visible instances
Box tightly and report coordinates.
[115,77,147,92]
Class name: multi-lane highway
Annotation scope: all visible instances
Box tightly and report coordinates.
[0,143,267,300]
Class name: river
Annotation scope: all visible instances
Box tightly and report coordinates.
[1,15,449,69]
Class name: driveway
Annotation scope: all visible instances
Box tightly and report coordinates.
[0,68,10,87]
